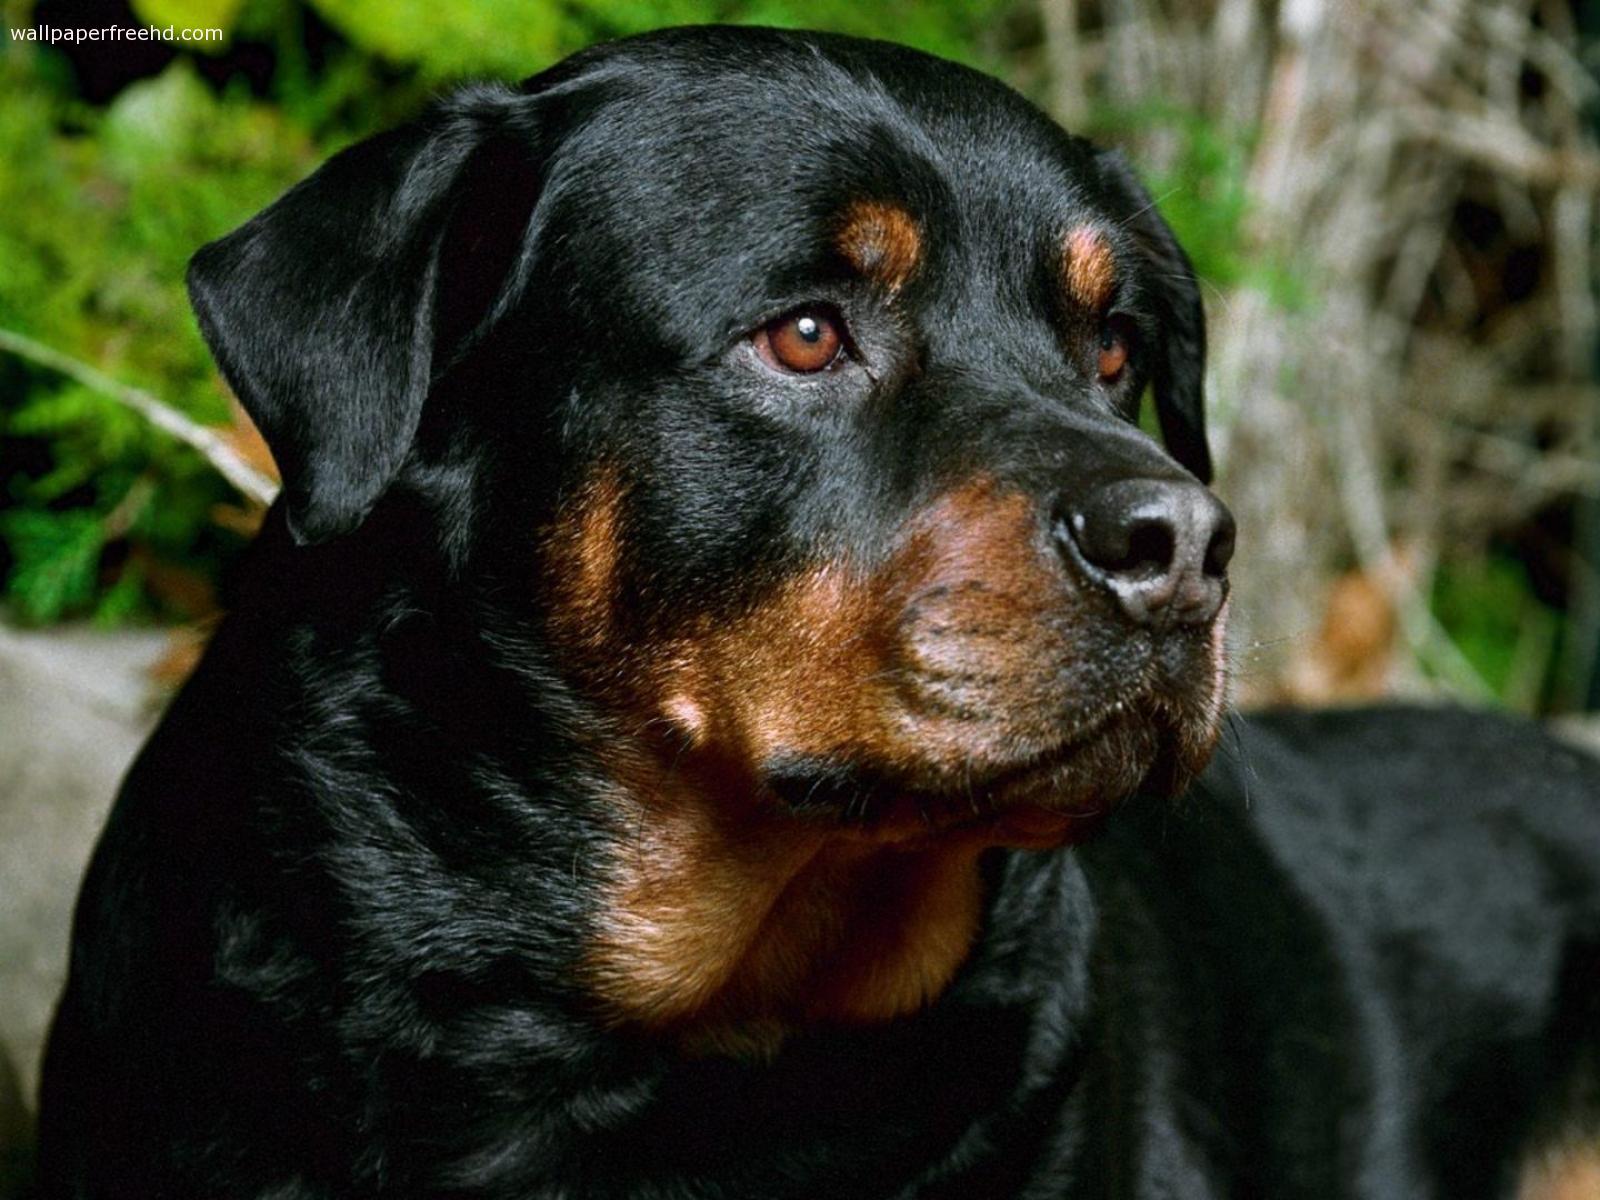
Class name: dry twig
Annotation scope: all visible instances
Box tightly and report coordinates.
[0,327,279,507]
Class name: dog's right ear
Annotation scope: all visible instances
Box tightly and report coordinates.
[187,85,550,545]
[1095,149,1212,484]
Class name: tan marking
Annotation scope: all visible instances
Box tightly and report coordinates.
[801,843,986,1022]
[1064,225,1116,311]
[668,560,895,768]
[547,477,1073,780]
[543,465,628,662]
[563,477,1089,1049]
[643,479,1078,783]
[1519,1140,1600,1200]
[836,200,922,293]
[541,471,1227,1052]
[587,773,987,1053]
[662,694,707,743]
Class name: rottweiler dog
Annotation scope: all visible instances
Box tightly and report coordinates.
[36,25,1600,1200]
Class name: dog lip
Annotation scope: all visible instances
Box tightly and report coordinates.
[764,674,1224,848]
[981,698,1132,780]
[925,689,1152,798]
[767,697,1154,841]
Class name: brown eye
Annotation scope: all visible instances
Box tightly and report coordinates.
[1098,318,1133,383]
[758,307,844,373]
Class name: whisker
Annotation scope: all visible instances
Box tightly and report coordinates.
[1118,184,1185,228]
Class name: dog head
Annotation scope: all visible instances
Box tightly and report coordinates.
[190,27,1234,1039]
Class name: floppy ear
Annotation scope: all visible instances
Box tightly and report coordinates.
[188,84,546,544]
[1096,149,1212,483]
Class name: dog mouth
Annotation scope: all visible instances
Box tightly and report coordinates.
[761,689,1197,849]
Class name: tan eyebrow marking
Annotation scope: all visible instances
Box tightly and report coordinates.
[1063,225,1116,311]
[836,200,922,293]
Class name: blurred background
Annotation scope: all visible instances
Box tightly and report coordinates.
[1,0,1598,1177]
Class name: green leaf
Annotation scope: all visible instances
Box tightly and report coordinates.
[305,0,574,79]
[93,562,148,627]
[1431,552,1552,700]
[0,509,107,624]
[129,0,244,49]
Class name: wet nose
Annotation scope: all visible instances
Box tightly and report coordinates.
[1056,478,1235,627]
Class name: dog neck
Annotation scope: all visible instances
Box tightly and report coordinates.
[580,748,996,1057]
[407,586,1086,1059]
[581,847,1100,1192]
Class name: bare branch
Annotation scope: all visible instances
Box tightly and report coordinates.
[0,327,279,507]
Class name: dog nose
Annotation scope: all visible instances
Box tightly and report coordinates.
[1057,479,1235,627]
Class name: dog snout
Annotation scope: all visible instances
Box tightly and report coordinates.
[1055,478,1235,628]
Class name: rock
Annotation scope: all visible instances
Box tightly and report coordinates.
[0,625,167,1131]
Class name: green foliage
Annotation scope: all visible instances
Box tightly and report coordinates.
[302,0,1009,81]
[1090,101,1306,311]
[0,0,1015,627]
[4,0,1274,630]
[305,0,573,81]
[0,509,106,624]
[130,0,248,49]
[599,0,1011,66]
[0,43,316,623]
[1430,551,1560,708]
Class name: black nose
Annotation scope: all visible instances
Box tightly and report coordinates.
[1057,478,1235,627]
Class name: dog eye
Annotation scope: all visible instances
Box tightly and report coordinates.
[1098,317,1135,384]
[757,306,846,374]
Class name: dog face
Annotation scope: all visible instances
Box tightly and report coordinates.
[189,28,1234,1036]
[527,40,1233,836]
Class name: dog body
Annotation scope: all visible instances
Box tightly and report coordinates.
[36,27,1600,1198]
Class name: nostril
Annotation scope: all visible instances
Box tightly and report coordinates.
[1064,495,1180,581]
[1203,516,1236,579]
[1111,519,1176,578]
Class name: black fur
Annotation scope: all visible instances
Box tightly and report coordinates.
[36,27,1600,1199]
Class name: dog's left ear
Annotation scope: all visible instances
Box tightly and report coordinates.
[188,85,549,544]
[1096,149,1212,483]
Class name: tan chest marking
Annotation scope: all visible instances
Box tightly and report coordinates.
[584,768,988,1055]
[541,472,1057,1054]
